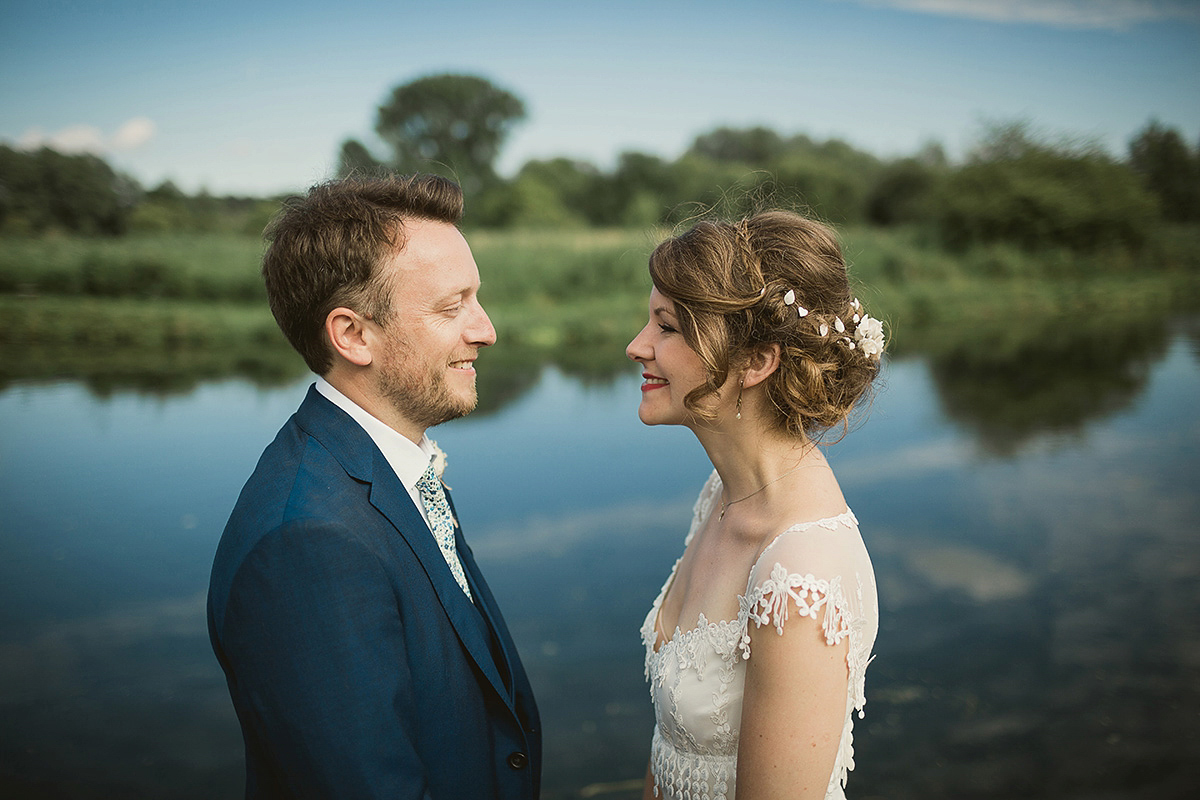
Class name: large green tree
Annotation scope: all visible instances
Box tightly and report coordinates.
[1128,120,1200,222]
[0,145,136,235]
[373,73,526,195]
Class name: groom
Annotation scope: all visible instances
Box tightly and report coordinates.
[208,174,540,798]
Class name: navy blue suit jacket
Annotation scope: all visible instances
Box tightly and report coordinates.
[208,387,541,798]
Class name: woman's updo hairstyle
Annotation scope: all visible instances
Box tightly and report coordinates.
[648,210,883,439]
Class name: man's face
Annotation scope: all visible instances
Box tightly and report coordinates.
[371,219,496,435]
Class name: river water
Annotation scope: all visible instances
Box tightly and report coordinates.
[1,330,1197,798]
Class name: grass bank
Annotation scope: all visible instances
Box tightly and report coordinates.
[2,225,1198,390]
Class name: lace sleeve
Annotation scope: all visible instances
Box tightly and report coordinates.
[735,510,870,662]
[737,566,850,660]
[735,512,878,731]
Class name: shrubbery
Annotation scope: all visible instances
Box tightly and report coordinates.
[935,125,1160,253]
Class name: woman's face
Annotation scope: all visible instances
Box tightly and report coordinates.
[626,287,713,427]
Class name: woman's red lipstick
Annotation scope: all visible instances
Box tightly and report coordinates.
[641,372,668,392]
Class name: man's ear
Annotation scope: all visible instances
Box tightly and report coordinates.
[325,307,374,367]
[741,343,781,389]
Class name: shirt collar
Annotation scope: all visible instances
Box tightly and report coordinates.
[314,377,436,491]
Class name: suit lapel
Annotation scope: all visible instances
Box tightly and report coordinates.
[455,525,515,698]
[293,387,514,708]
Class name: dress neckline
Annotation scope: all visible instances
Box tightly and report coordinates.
[649,506,858,655]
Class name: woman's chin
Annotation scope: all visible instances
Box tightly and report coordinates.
[637,403,663,426]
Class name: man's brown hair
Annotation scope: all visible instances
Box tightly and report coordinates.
[262,173,464,374]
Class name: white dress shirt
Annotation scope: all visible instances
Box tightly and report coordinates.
[314,377,437,529]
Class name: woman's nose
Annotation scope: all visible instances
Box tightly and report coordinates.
[626,324,651,362]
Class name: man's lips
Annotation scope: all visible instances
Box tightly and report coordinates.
[641,372,667,392]
[449,359,476,372]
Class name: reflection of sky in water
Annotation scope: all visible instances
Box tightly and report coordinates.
[0,336,1196,797]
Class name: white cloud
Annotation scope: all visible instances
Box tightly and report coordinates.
[850,0,1200,30]
[111,116,156,151]
[15,117,157,155]
[19,123,106,154]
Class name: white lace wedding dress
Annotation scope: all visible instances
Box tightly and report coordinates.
[641,471,878,800]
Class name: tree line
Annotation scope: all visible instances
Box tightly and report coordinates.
[3,73,1199,254]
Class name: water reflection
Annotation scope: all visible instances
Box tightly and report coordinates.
[0,331,1197,798]
[928,315,1171,456]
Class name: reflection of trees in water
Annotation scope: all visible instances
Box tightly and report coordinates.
[1185,317,1200,364]
[10,316,1184,438]
[0,336,633,406]
[475,337,632,415]
[0,343,308,397]
[928,317,1170,455]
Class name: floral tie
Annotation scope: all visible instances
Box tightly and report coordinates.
[416,463,472,600]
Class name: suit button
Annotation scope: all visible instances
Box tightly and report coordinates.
[507,751,528,770]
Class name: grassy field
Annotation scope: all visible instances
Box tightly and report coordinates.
[2,225,1198,390]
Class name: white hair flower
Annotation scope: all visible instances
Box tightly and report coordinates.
[819,323,829,337]
[834,317,845,333]
[853,315,885,358]
[783,289,795,305]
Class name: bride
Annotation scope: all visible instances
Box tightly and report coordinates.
[627,211,884,800]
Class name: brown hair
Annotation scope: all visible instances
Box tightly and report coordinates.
[262,173,464,374]
[648,210,882,438]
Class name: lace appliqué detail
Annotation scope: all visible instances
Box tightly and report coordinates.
[739,568,847,658]
[651,727,734,800]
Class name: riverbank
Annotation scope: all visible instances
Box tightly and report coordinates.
[2,226,1198,391]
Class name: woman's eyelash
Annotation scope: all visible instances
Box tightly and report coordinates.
[658,323,677,333]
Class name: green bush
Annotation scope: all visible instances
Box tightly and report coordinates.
[935,125,1159,253]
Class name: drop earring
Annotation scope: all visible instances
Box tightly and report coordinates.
[736,378,744,420]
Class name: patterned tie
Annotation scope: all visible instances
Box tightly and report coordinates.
[416,463,473,600]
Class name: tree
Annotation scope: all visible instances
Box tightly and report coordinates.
[375,73,526,195]
[0,145,135,235]
[936,123,1158,252]
[337,138,384,178]
[867,158,942,226]
[1128,120,1200,222]
[688,126,786,164]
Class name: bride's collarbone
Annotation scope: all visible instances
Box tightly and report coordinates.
[663,528,762,633]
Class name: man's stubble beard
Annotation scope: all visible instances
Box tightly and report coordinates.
[376,337,477,433]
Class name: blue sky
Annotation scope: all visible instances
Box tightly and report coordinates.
[2,0,1197,196]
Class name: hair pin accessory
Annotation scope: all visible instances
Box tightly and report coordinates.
[782,288,809,317]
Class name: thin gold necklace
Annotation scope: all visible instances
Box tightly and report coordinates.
[718,460,824,520]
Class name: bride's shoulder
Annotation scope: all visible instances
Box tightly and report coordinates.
[749,508,862,578]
